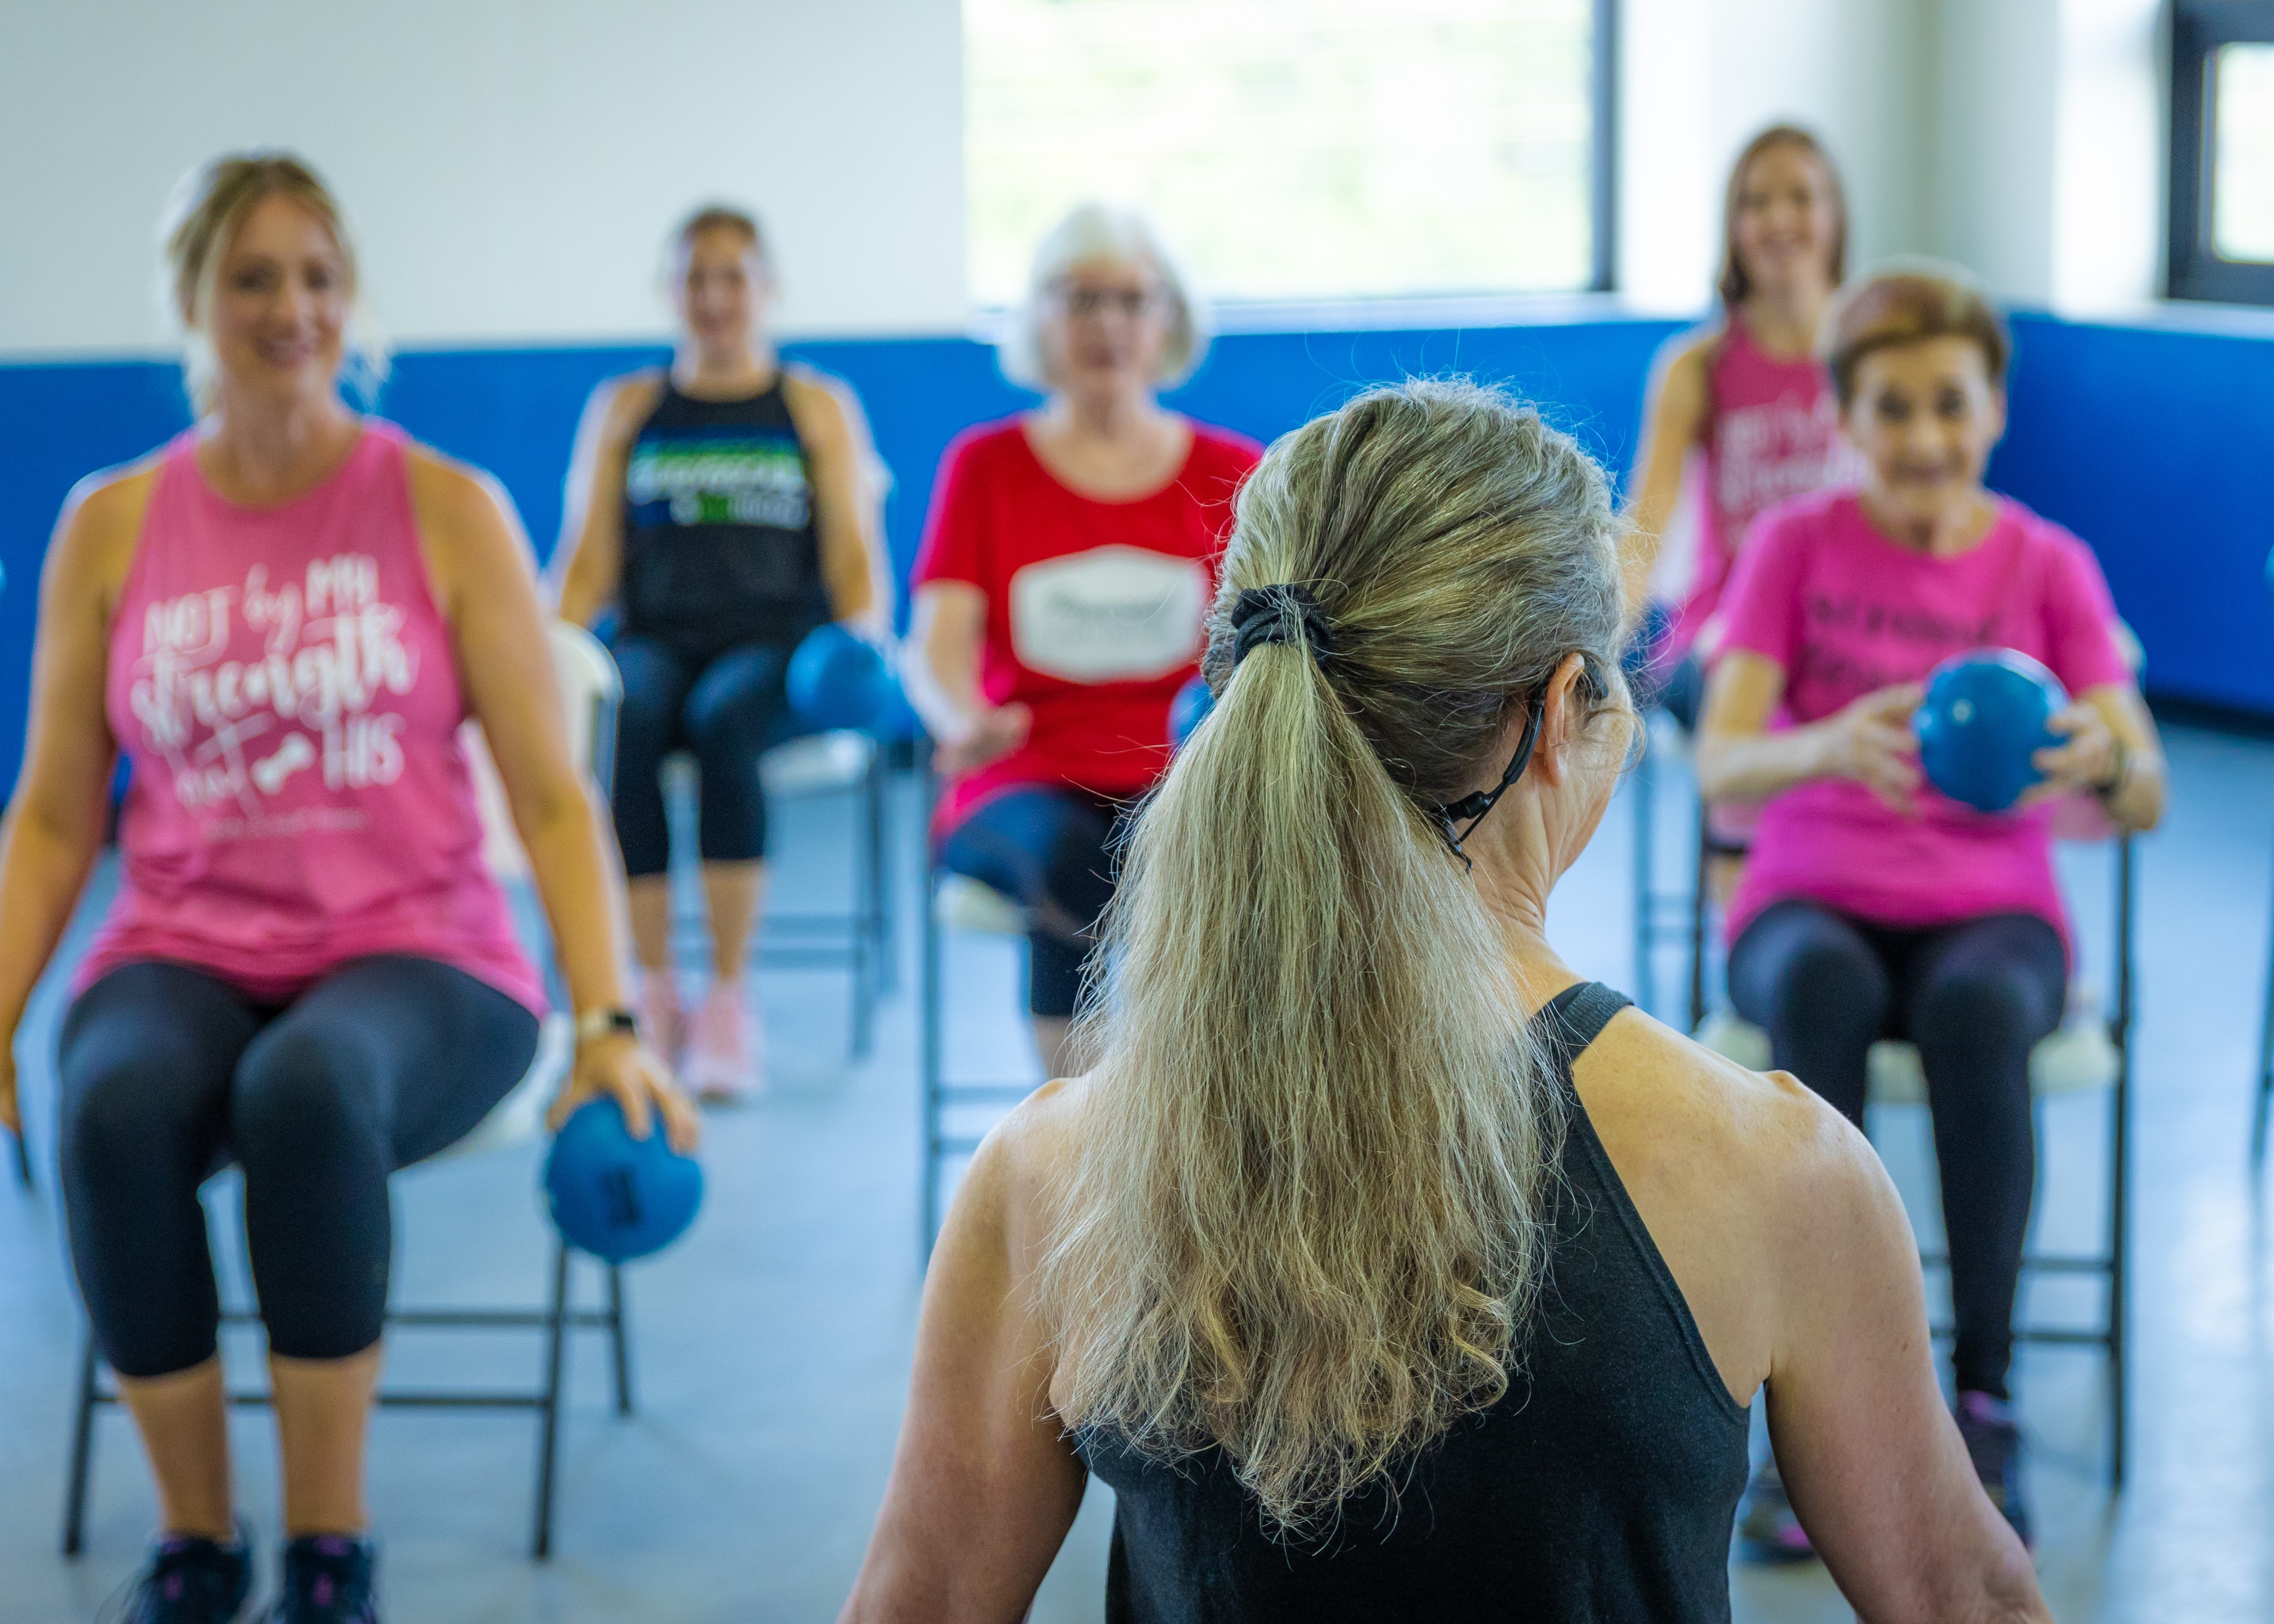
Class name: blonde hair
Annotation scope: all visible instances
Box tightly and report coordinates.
[998,203,1206,391]
[162,151,386,412]
[1038,379,1632,1534]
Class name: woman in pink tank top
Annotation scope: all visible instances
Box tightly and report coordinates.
[1625,125,1863,730]
[0,154,697,1623]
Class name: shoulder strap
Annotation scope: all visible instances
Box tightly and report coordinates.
[1533,981,1634,1077]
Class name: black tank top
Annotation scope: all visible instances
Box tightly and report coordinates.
[1076,982,1750,1623]
[618,376,832,657]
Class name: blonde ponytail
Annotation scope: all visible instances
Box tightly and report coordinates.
[1037,380,1632,1533]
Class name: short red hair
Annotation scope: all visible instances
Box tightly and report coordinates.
[1827,266,2010,407]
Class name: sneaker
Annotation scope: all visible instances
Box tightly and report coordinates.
[1956,1390,2032,1549]
[683,980,764,1103]
[1735,1459,1815,1562]
[103,1526,252,1623]
[637,970,686,1069]
[268,1535,376,1623]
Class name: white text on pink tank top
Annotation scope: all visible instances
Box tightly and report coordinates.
[129,554,422,836]
[1713,392,1863,541]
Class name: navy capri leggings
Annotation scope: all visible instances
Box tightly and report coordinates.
[58,956,538,1379]
[939,786,1131,1020]
[611,634,796,878]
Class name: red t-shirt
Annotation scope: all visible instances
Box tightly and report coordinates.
[914,417,1262,829]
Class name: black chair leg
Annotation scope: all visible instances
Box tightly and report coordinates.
[11,1126,31,1192]
[531,1243,571,1561]
[608,1265,634,1416]
[920,859,944,1262]
[2253,912,2274,1167]
[61,1330,99,1557]
[1631,732,1657,1018]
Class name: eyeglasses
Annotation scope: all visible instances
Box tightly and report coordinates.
[1052,285,1161,320]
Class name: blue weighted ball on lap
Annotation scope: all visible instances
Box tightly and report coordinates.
[1169,673,1215,749]
[544,1097,704,1263]
[1913,649,2069,814]
[787,623,900,733]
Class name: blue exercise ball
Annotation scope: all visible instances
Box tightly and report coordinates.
[1169,674,1215,748]
[1913,649,2069,814]
[786,624,899,733]
[544,1097,703,1263]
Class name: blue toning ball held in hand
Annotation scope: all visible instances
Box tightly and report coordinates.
[545,1097,705,1263]
[786,623,899,733]
[1169,673,1215,748]
[1912,649,2069,814]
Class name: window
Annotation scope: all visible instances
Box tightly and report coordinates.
[2169,0,2274,304]
[964,0,1616,310]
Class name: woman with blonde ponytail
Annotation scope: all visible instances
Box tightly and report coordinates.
[841,381,2048,1624]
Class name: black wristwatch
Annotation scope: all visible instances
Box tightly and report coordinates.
[573,1007,640,1047]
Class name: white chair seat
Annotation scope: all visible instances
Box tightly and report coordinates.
[758,730,874,796]
[1693,987,2119,1106]
[935,874,1027,936]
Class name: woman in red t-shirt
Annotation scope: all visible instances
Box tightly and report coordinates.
[906,205,1260,1076]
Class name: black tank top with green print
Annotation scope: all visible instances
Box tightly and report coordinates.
[619,376,832,658]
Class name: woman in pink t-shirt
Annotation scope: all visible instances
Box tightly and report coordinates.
[1697,268,2167,1555]
[1626,125,1864,729]
[0,155,696,1622]
[905,206,1259,1079]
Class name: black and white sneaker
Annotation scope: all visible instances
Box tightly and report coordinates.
[268,1536,377,1624]
[1955,1390,2032,1550]
[103,1526,253,1623]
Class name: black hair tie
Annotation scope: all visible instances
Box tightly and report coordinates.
[1230,584,1335,668]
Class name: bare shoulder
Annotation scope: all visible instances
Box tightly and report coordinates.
[592,367,666,437]
[1581,1007,1867,1213]
[53,454,165,597]
[402,443,515,539]
[781,364,858,446]
[959,1076,1091,1258]
[1648,327,1718,412]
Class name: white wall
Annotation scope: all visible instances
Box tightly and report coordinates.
[1618,0,1933,314]
[0,0,967,357]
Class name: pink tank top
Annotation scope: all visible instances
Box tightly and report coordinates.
[1666,315,1863,663]
[78,423,546,1012]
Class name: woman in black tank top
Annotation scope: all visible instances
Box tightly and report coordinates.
[556,206,888,1101]
[839,382,2047,1624]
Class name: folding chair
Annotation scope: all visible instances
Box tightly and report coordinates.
[916,758,1047,1258]
[62,621,634,1562]
[1692,828,2139,1485]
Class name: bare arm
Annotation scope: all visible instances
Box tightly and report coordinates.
[1764,1104,2047,1622]
[787,367,891,637]
[840,1096,1089,1623]
[1621,336,1712,616]
[554,374,660,627]
[0,472,148,1131]
[409,450,698,1152]
[1694,650,1924,810]
[903,582,1029,776]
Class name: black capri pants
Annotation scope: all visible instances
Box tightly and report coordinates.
[938,787,1131,1020]
[611,634,796,878]
[1728,901,2066,1399]
[58,957,539,1379]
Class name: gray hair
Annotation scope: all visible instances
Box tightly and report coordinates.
[1039,379,1633,1534]
[997,203,1209,392]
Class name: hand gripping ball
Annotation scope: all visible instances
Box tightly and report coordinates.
[544,1097,704,1263]
[786,624,899,733]
[1912,648,2069,814]
[1169,674,1215,749]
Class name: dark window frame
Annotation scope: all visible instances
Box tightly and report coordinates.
[2169,0,2274,304]
[1592,0,1619,292]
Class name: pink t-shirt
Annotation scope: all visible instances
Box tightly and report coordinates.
[1664,316,1864,663]
[1718,490,2132,948]
[77,423,546,1011]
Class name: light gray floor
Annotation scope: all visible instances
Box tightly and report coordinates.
[2,728,2271,1622]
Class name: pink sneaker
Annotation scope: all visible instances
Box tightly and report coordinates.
[638,971,686,1069]
[685,980,764,1103]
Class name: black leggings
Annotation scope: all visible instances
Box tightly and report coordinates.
[938,787,1130,1019]
[612,633,796,877]
[1728,902,2066,1398]
[58,957,539,1378]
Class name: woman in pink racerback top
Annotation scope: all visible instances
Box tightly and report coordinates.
[1625,125,1864,732]
[0,154,698,1623]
